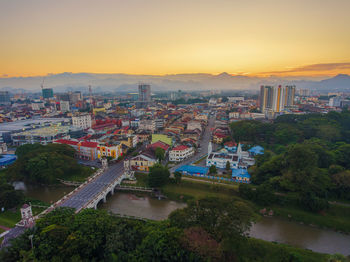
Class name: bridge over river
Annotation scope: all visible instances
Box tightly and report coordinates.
[1,161,132,248]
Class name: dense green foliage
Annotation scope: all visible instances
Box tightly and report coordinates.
[148,163,170,187]
[0,182,24,210]
[209,165,217,174]
[6,144,93,184]
[231,111,350,211]
[0,208,201,261]
[155,147,165,161]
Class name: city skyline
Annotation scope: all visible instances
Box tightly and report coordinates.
[1,0,350,77]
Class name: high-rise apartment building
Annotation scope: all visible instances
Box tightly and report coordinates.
[284,85,296,107]
[0,91,10,105]
[137,84,151,108]
[259,85,274,112]
[259,85,295,113]
[138,84,151,102]
[42,88,54,99]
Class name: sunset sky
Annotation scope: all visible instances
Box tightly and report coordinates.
[1,0,350,77]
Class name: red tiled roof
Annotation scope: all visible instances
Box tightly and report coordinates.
[54,139,79,146]
[80,141,98,148]
[214,133,227,138]
[148,141,170,151]
[172,145,189,151]
[224,141,237,147]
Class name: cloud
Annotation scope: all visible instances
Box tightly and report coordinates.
[259,62,350,76]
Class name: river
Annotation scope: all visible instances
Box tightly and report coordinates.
[16,184,350,255]
[13,182,75,204]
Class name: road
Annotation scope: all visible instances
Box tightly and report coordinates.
[170,115,215,172]
[59,162,125,210]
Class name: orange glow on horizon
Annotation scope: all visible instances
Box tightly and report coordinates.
[1,0,350,78]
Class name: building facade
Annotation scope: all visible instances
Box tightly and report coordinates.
[72,114,92,129]
[169,145,194,162]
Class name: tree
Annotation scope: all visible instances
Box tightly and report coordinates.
[148,164,170,187]
[174,171,182,184]
[155,147,165,162]
[169,197,255,242]
[225,161,231,172]
[209,165,217,174]
[6,144,91,185]
[298,192,329,212]
[0,182,24,209]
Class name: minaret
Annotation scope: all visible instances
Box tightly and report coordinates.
[237,143,243,159]
[208,142,213,155]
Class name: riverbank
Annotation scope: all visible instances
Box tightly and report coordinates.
[131,172,350,234]
[270,204,350,234]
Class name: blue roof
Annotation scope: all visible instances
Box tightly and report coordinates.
[175,165,209,174]
[0,154,17,166]
[248,146,264,154]
[232,168,250,178]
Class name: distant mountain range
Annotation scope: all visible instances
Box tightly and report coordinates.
[0,72,349,93]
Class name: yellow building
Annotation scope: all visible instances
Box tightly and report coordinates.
[130,153,157,171]
[93,107,106,114]
[97,144,122,159]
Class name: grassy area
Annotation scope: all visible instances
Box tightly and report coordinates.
[161,179,239,202]
[271,204,350,233]
[182,174,239,186]
[0,206,46,228]
[0,210,21,228]
[242,238,330,262]
[121,172,149,187]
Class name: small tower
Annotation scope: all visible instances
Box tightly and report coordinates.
[237,143,243,159]
[101,157,108,168]
[20,204,34,228]
[208,142,213,155]
[124,159,136,180]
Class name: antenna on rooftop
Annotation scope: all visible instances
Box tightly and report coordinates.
[41,77,45,90]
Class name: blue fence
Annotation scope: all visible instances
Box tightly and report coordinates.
[183,172,250,184]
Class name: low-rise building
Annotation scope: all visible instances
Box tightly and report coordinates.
[169,145,194,162]
[206,144,255,169]
[175,165,209,176]
[54,139,98,160]
[129,151,157,171]
[97,144,122,160]
[12,125,71,146]
[139,119,156,132]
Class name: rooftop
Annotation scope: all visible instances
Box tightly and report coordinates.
[13,125,71,137]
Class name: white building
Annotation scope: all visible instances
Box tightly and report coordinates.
[60,101,70,112]
[229,112,240,119]
[329,96,342,107]
[187,120,202,132]
[139,119,156,132]
[72,114,92,129]
[169,145,194,162]
[31,102,45,111]
[228,97,244,103]
[206,144,255,169]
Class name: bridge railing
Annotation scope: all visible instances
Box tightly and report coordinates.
[116,185,154,191]
[77,172,126,213]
